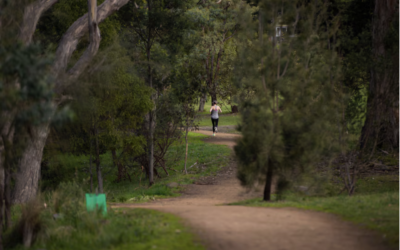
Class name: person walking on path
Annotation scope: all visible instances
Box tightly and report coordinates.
[210,101,222,136]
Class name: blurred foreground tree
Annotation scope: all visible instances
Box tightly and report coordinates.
[234,0,342,201]
[1,0,130,204]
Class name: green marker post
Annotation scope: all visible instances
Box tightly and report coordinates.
[85,193,107,216]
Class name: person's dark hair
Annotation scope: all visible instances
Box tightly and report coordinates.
[212,101,217,105]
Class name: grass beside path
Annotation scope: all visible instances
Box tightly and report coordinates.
[198,114,241,127]
[231,175,399,247]
[8,207,203,250]
[106,132,231,202]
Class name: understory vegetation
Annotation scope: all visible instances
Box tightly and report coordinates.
[42,132,231,202]
[6,183,204,250]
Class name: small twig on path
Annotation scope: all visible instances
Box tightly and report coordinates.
[188,162,198,169]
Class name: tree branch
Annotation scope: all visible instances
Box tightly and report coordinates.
[53,0,130,94]
[20,0,59,45]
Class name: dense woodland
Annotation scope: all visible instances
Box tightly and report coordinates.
[0,0,398,249]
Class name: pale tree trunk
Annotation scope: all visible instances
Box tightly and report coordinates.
[184,116,189,175]
[13,0,129,203]
[95,125,103,193]
[13,123,50,203]
[360,0,399,153]
[198,93,206,112]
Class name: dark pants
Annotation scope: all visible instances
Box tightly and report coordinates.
[211,118,219,133]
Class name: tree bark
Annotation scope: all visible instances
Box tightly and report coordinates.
[198,93,206,112]
[360,0,399,152]
[263,161,274,201]
[13,123,50,203]
[19,0,59,45]
[53,0,129,93]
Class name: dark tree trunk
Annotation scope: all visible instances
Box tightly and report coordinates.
[89,138,93,193]
[4,169,11,229]
[95,126,103,193]
[360,0,399,153]
[13,123,50,203]
[263,162,274,201]
[198,93,207,112]
[111,148,125,182]
[210,92,217,105]
[146,0,155,186]
[0,167,3,250]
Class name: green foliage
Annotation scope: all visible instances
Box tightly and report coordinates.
[234,0,343,197]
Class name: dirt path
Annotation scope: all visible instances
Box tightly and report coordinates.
[113,131,390,250]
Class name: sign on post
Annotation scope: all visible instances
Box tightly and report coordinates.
[85,193,107,215]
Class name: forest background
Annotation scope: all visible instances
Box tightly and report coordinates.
[0,0,398,249]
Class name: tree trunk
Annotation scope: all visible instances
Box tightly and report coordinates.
[111,148,124,182]
[13,122,50,204]
[95,126,103,193]
[210,92,217,105]
[12,0,126,203]
[184,120,189,175]
[263,161,274,201]
[0,162,4,250]
[198,93,207,112]
[4,169,11,229]
[360,0,399,152]
[89,138,93,193]
[146,1,155,185]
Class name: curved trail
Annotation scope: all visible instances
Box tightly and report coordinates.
[114,131,389,250]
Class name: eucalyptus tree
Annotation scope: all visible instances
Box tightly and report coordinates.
[0,0,130,204]
[117,0,192,185]
[234,0,342,201]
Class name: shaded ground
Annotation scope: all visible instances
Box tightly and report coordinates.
[113,131,391,250]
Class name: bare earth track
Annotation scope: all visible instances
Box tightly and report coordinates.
[114,130,390,250]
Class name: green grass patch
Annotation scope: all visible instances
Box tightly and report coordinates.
[43,132,231,203]
[198,114,241,127]
[8,207,203,250]
[231,175,399,247]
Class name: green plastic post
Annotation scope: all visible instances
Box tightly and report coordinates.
[85,193,107,215]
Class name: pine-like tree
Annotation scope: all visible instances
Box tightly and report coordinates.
[234,0,342,201]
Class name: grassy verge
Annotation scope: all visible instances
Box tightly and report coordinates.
[197,114,241,127]
[43,132,231,203]
[230,175,399,247]
[106,132,231,202]
[39,209,204,250]
[7,194,203,250]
